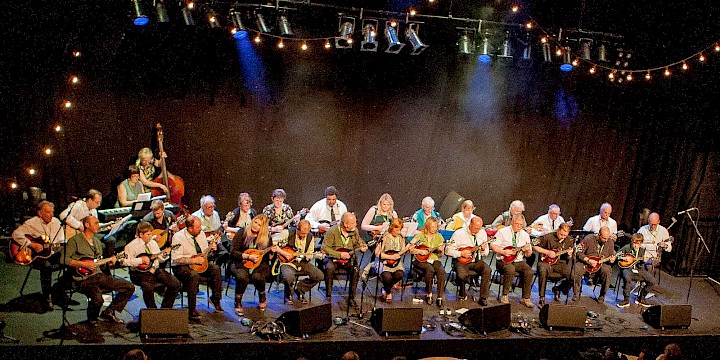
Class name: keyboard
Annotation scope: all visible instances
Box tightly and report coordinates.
[98,202,177,222]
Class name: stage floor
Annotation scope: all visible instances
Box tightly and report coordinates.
[1,250,719,359]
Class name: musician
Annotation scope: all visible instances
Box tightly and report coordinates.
[490,214,534,308]
[583,203,618,234]
[135,147,169,194]
[60,215,134,323]
[279,220,324,305]
[360,193,398,242]
[192,195,222,234]
[411,196,444,230]
[116,165,148,207]
[142,199,178,232]
[638,212,672,266]
[121,221,180,309]
[531,204,567,235]
[445,200,477,230]
[230,214,276,314]
[533,223,573,307]
[491,200,526,228]
[262,189,296,244]
[572,226,616,303]
[11,201,65,309]
[616,233,655,308]
[171,215,224,320]
[224,192,258,235]
[375,218,410,303]
[409,217,447,306]
[60,189,102,233]
[446,216,491,306]
[306,186,348,234]
[322,212,368,307]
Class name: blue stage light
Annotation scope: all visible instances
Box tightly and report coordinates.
[134,16,149,26]
[478,54,492,63]
[559,63,573,72]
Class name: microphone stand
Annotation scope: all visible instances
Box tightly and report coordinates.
[370,235,385,316]
[345,248,360,322]
[684,210,710,303]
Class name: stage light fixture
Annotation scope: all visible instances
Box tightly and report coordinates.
[324,40,332,49]
[699,54,706,62]
[182,6,195,25]
[27,168,37,176]
[10,181,18,190]
[385,22,405,54]
[497,31,512,59]
[69,75,79,85]
[478,34,492,63]
[361,20,378,52]
[279,15,293,36]
[54,124,63,133]
[256,13,269,33]
[597,43,608,62]
[43,147,53,156]
[559,46,573,72]
[131,0,149,26]
[542,42,552,62]
[458,33,472,55]
[335,19,355,49]
[580,39,591,60]
[406,23,427,55]
[301,42,308,51]
[231,9,247,39]
[156,1,169,23]
[63,101,72,109]
[207,11,220,28]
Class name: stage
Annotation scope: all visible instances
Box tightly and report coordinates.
[1,249,719,360]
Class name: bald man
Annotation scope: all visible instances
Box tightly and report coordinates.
[638,212,672,264]
[572,226,616,303]
[322,212,368,308]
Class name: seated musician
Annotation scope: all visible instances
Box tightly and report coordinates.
[224,192,257,237]
[533,223,573,307]
[60,215,134,323]
[279,220,324,305]
[409,217,447,306]
[11,201,65,310]
[121,221,180,309]
[446,216,491,306]
[142,199,179,233]
[445,200,477,230]
[262,188,296,244]
[638,212,672,269]
[617,233,655,308]
[61,189,117,257]
[375,218,411,303]
[572,226,616,303]
[360,193,398,242]
[135,147,169,194]
[306,186,348,234]
[192,195,222,235]
[531,204,567,235]
[116,165,148,207]
[322,212,368,308]
[411,196,444,233]
[583,203,618,235]
[171,215,224,320]
[490,214,534,308]
[230,214,276,314]
[491,200,525,228]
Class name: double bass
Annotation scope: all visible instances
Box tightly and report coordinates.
[150,123,185,207]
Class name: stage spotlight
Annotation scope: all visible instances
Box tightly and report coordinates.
[182,6,195,26]
[335,19,355,49]
[27,168,37,176]
[207,11,220,28]
[279,14,293,36]
[231,9,248,39]
[458,33,472,55]
[406,24,427,55]
[542,42,552,62]
[580,39,592,60]
[478,35,492,63]
[498,31,512,59]
[132,0,149,26]
[156,1,169,23]
[597,43,608,62]
[10,181,18,190]
[361,20,378,52]
[43,147,53,156]
[560,46,573,72]
[256,13,269,33]
[385,22,405,54]
[519,33,532,62]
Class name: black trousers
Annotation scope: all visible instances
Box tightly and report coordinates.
[77,273,134,321]
[129,268,181,309]
[454,259,491,299]
[231,261,270,298]
[172,264,223,312]
[497,260,533,298]
[324,259,359,299]
[537,260,572,298]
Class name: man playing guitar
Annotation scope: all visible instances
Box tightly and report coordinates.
[491,214,534,308]
[278,220,325,305]
[305,186,348,235]
[171,215,224,320]
[121,221,181,309]
[533,222,574,307]
[60,215,134,323]
[446,216,492,306]
[616,233,656,308]
[11,201,65,310]
[638,212,672,269]
[322,212,368,308]
[572,226,616,303]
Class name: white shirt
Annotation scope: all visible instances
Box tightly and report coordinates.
[12,216,64,247]
[123,237,166,270]
[492,226,531,263]
[171,228,210,266]
[638,224,672,260]
[60,200,98,231]
[446,227,489,260]
[305,198,348,229]
[583,215,617,234]
[531,214,566,233]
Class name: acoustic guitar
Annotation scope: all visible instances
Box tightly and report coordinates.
[188,234,221,274]
[135,244,181,272]
[9,235,62,265]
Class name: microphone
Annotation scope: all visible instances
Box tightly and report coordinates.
[677,207,698,215]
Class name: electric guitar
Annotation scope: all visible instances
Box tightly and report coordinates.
[150,215,186,248]
[188,234,221,274]
[9,235,62,265]
[585,251,621,273]
[77,252,128,277]
[135,244,181,272]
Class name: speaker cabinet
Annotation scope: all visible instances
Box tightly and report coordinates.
[539,304,587,330]
[438,191,465,219]
[371,307,423,335]
[458,303,511,334]
[276,303,332,337]
[140,309,189,338]
[642,304,692,329]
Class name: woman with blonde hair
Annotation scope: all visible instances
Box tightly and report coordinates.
[445,200,477,230]
[230,214,277,314]
[135,147,169,194]
[361,193,398,242]
[409,217,447,306]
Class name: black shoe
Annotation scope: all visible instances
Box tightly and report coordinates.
[100,310,123,324]
[552,286,561,301]
[436,298,444,308]
[538,299,545,308]
[294,289,309,304]
[597,295,605,304]
[478,298,488,307]
[189,310,202,320]
[211,300,224,313]
[284,297,294,305]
